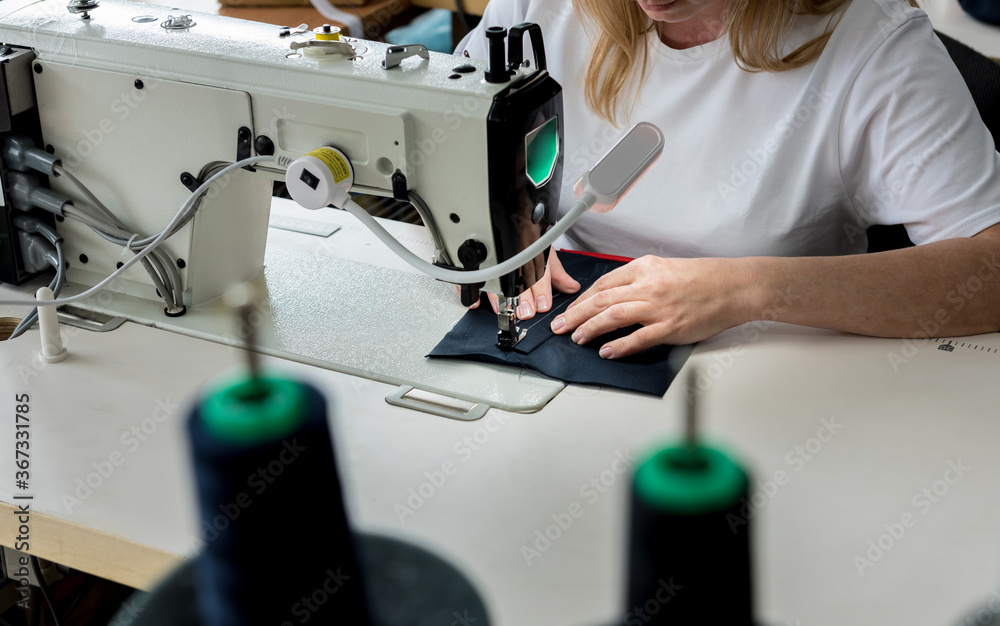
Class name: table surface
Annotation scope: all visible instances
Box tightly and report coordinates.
[3,202,1000,626]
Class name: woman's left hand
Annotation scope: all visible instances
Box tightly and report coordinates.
[549,255,755,359]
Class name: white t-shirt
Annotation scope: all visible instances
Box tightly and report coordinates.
[457,0,1000,258]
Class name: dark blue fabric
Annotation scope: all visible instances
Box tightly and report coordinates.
[428,251,688,396]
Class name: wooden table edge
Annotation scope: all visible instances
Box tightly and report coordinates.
[0,501,184,591]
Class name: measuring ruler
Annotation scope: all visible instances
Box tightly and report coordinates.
[930,337,1000,355]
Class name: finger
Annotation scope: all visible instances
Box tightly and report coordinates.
[547,250,580,294]
[566,265,633,311]
[523,275,552,319]
[529,257,547,311]
[551,285,638,335]
[517,270,540,319]
[517,287,535,320]
[569,299,648,346]
[517,250,559,319]
[597,324,666,360]
[488,292,499,315]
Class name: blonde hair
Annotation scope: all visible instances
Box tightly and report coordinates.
[572,0,920,125]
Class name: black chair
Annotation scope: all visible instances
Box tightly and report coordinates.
[865,30,1000,253]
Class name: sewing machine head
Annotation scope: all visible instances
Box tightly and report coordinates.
[0,0,563,347]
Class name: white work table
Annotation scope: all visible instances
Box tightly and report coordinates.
[2,203,1000,625]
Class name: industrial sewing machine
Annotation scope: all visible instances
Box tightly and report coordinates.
[0,0,662,357]
[2,4,1000,623]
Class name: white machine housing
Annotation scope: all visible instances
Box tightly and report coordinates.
[0,0,562,307]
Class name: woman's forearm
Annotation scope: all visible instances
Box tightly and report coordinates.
[745,224,1000,338]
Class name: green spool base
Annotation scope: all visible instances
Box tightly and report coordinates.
[199,375,306,445]
[633,444,747,515]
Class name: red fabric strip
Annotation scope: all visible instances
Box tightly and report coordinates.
[558,249,635,264]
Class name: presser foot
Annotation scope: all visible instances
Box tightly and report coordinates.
[497,296,526,351]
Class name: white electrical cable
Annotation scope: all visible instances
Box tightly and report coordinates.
[57,164,186,304]
[63,202,183,308]
[0,155,281,308]
[8,241,64,339]
[340,193,594,285]
[305,121,663,287]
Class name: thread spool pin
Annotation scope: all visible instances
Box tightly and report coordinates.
[686,365,697,453]
[222,283,263,395]
[36,287,67,363]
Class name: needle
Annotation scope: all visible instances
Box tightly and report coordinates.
[686,365,698,455]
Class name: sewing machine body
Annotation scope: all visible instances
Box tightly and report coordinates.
[0,0,561,306]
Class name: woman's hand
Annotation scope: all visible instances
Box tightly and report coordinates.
[465,247,581,318]
[549,256,755,359]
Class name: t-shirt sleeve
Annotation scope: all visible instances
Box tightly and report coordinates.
[839,13,1000,244]
[454,0,531,60]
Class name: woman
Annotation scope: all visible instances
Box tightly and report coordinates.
[458,0,1000,360]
